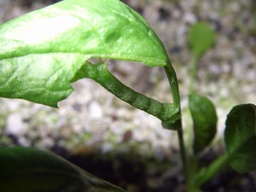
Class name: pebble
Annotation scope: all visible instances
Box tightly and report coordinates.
[5,113,27,136]
[183,12,197,24]
[87,101,103,119]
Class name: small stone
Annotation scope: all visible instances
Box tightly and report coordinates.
[101,143,113,154]
[88,101,103,119]
[17,136,30,147]
[183,12,197,24]
[5,113,27,136]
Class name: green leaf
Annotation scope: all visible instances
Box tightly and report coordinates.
[224,103,256,173]
[0,0,168,107]
[188,22,216,57]
[189,94,217,154]
[0,146,126,192]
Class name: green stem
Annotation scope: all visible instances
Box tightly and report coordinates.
[185,154,202,192]
[194,152,232,187]
[189,53,200,93]
[163,60,189,182]
[81,62,180,129]
[177,123,189,180]
[163,61,180,108]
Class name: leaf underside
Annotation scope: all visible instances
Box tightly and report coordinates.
[0,0,168,107]
[0,146,126,192]
[224,103,256,173]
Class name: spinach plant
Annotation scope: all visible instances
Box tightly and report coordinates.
[0,0,255,191]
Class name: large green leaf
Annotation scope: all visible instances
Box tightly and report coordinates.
[0,0,168,107]
[188,22,216,57]
[224,103,256,173]
[0,146,126,192]
[189,94,217,154]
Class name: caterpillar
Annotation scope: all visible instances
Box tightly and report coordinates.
[82,62,180,129]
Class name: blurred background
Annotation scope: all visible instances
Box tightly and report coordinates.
[0,0,255,191]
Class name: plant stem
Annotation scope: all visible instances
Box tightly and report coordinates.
[177,123,189,180]
[163,61,180,108]
[194,152,232,187]
[163,60,189,182]
[189,53,200,93]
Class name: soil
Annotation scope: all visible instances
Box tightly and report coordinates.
[50,145,256,192]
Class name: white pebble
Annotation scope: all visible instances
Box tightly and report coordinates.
[88,101,103,119]
[5,113,27,136]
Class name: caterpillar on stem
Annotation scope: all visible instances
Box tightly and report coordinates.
[81,61,180,130]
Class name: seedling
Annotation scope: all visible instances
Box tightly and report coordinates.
[0,0,255,191]
[188,21,216,92]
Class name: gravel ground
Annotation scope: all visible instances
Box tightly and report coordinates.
[0,0,255,160]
